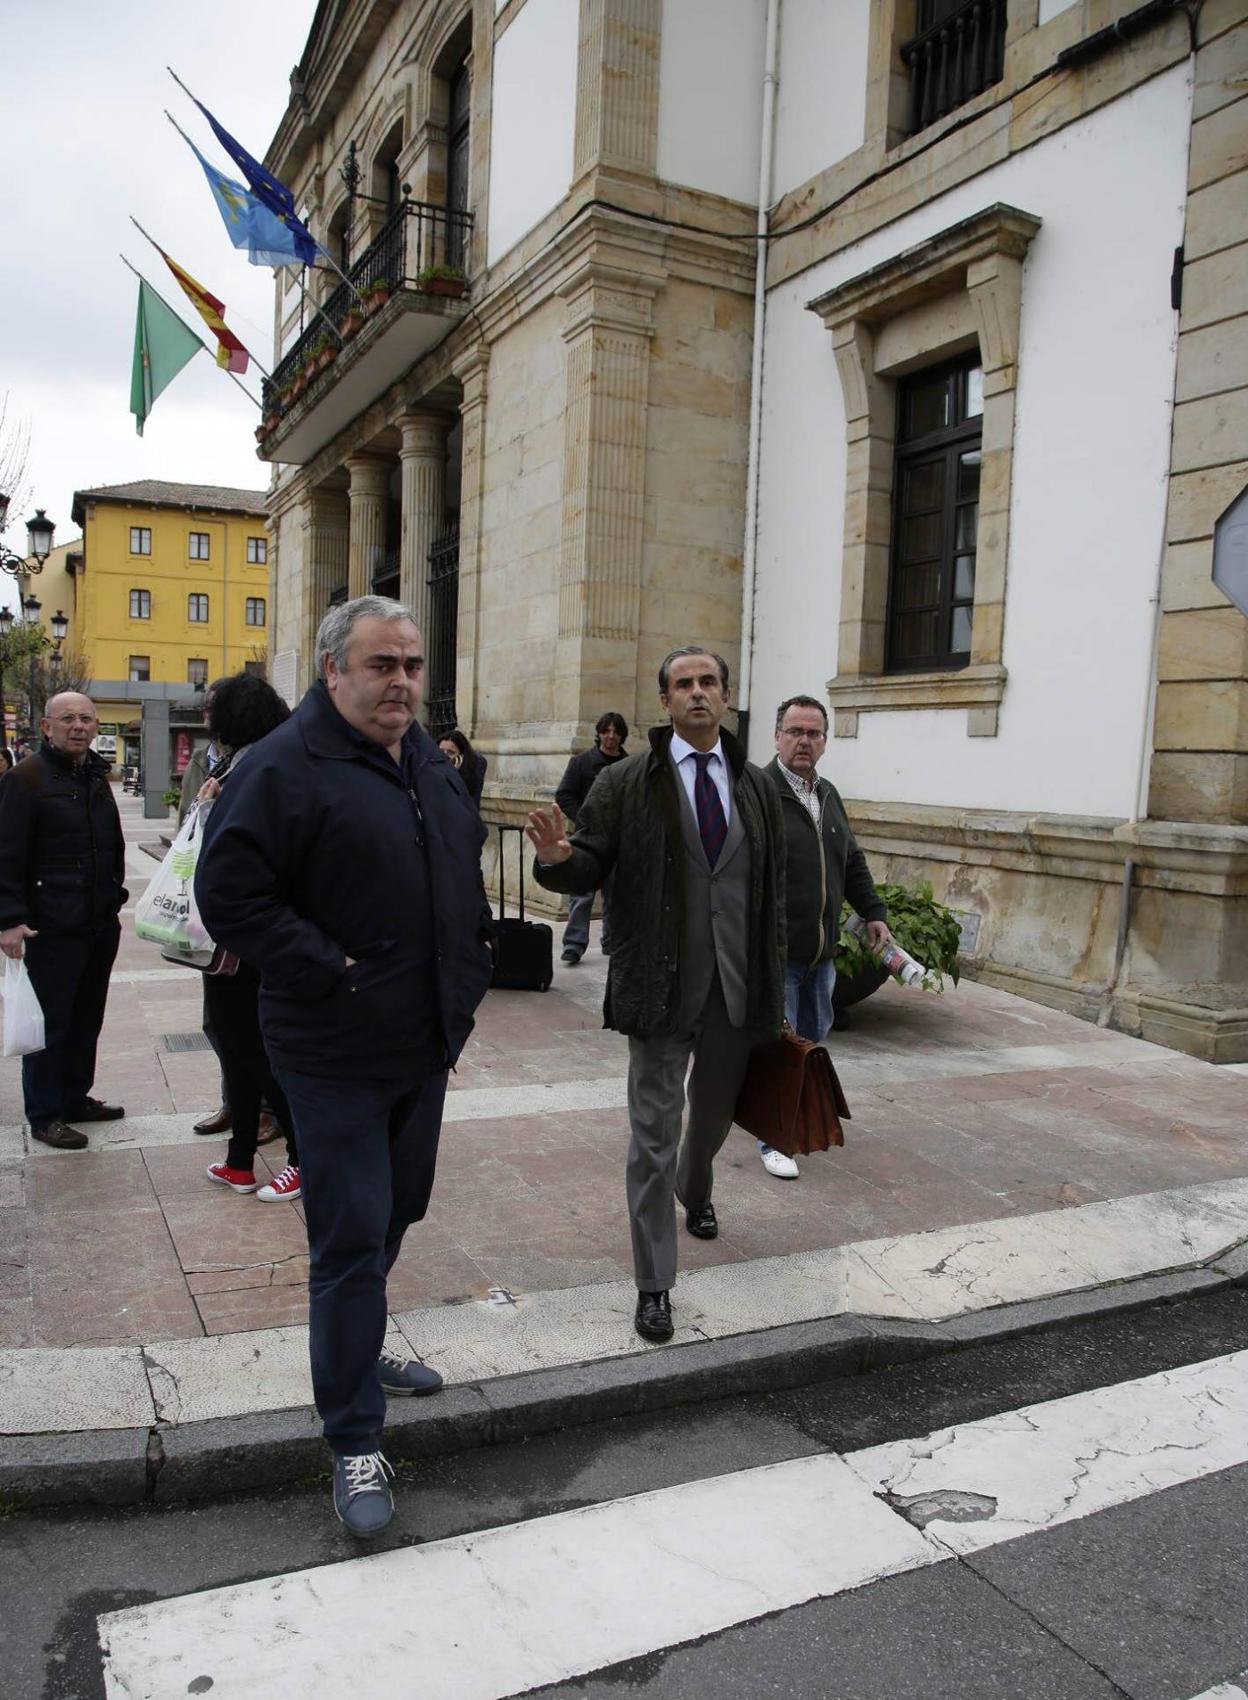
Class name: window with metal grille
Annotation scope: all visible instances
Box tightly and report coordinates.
[902,0,1007,136]
[188,593,209,623]
[129,655,150,682]
[129,588,151,619]
[189,531,211,560]
[187,658,208,687]
[129,527,151,556]
[245,597,266,626]
[886,355,983,672]
[246,535,267,564]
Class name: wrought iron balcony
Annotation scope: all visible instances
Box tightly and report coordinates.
[257,198,473,465]
[901,0,1007,135]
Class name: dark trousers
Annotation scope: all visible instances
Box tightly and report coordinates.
[202,966,295,1170]
[22,921,120,1126]
[201,980,229,1111]
[275,1067,448,1455]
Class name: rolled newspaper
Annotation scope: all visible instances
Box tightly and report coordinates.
[844,915,934,989]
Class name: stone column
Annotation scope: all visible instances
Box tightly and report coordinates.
[346,453,391,600]
[451,345,490,737]
[300,486,349,686]
[573,0,662,182]
[555,260,656,731]
[397,413,452,637]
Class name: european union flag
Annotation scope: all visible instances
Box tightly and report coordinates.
[190,93,296,219]
[188,135,318,269]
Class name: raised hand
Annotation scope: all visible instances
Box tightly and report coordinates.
[525,803,572,865]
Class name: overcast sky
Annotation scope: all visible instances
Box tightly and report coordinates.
[4,0,317,608]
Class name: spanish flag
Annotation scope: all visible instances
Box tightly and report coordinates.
[157,247,250,374]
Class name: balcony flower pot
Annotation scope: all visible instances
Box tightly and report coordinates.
[365,288,391,315]
[341,309,364,341]
[416,265,467,299]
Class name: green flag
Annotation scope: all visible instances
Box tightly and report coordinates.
[130,279,201,436]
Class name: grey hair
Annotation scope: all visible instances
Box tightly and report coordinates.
[658,645,730,695]
[315,595,418,680]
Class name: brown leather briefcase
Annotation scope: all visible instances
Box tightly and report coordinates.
[734,1029,851,1158]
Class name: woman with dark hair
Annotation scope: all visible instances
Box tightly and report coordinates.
[554,711,628,963]
[195,674,302,1203]
[437,728,487,806]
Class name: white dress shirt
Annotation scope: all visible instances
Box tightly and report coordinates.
[669,730,732,827]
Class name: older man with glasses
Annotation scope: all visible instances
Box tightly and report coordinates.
[760,695,891,1179]
[0,693,128,1149]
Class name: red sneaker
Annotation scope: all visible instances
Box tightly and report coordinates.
[206,1162,258,1193]
[256,1164,302,1202]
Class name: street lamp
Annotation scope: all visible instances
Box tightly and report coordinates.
[0,498,55,578]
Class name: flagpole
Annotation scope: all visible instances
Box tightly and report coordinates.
[119,255,261,410]
[167,65,365,307]
[128,216,272,379]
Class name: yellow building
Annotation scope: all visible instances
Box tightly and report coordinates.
[68,481,271,744]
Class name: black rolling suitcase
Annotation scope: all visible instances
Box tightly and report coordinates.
[491,824,554,991]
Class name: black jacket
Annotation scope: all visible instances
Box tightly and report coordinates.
[554,744,626,822]
[194,681,493,1081]
[764,757,886,968]
[0,745,126,935]
[535,725,786,1039]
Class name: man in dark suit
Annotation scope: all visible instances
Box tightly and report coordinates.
[527,647,785,1345]
[759,693,891,1179]
[0,692,127,1149]
[196,596,493,1538]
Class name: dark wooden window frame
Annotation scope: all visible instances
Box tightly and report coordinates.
[246,535,267,564]
[129,527,151,556]
[129,588,151,620]
[244,596,266,627]
[187,658,208,687]
[187,593,210,624]
[129,655,150,682]
[885,354,983,674]
[188,531,211,561]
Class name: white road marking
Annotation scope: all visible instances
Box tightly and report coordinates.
[98,1453,936,1700]
[97,1349,1248,1700]
[848,1348,1248,1552]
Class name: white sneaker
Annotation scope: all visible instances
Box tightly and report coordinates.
[759,1144,799,1179]
[256,1164,302,1201]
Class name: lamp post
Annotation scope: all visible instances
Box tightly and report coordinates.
[0,497,55,578]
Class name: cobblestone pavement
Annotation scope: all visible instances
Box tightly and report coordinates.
[2,791,1246,1352]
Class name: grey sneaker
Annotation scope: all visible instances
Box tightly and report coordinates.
[379,1348,443,1397]
[332,1450,395,1537]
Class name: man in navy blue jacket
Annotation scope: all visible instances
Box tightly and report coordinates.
[196,596,492,1536]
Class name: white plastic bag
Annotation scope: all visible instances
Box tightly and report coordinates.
[134,803,220,969]
[3,957,46,1057]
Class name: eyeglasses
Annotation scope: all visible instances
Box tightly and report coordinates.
[778,727,826,742]
[48,714,98,727]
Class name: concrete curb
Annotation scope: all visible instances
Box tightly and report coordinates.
[2,1259,1239,1511]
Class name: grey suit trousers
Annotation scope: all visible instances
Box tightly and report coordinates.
[625,973,757,1292]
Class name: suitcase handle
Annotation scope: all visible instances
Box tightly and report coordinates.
[496,823,526,923]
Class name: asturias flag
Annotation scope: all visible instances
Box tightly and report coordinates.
[187,134,318,269]
[157,248,250,374]
[130,280,202,437]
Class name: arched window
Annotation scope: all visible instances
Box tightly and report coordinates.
[372,120,405,214]
[446,59,470,269]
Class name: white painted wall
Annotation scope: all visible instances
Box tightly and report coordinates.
[749,63,1192,819]
[487,0,579,264]
[772,0,870,198]
[1038,0,1081,23]
[656,0,766,204]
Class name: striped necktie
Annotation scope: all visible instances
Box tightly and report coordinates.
[692,751,728,869]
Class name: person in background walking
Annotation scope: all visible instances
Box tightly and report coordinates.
[759,694,891,1179]
[193,673,301,1203]
[196,596,493,1537]
[554,712,628,964]
[437,728,487,807]
[0,693,127,1149]
[528,651,785,1345]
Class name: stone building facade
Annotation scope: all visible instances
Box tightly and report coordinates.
[257,0,1248,1060]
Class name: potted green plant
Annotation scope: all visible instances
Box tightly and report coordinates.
[832,880,962,1014]
[365,275,393,313]
[341,303,364,340]
[416,263,467,299]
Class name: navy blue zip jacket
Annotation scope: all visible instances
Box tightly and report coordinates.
[194,680,492,1081]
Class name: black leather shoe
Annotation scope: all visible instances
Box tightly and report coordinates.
[685,1201,718,1240]
[635,1290,673,1342]
[30,1120,89,1150]
[193,1105,232,1136]
[66,1096,125,1123]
